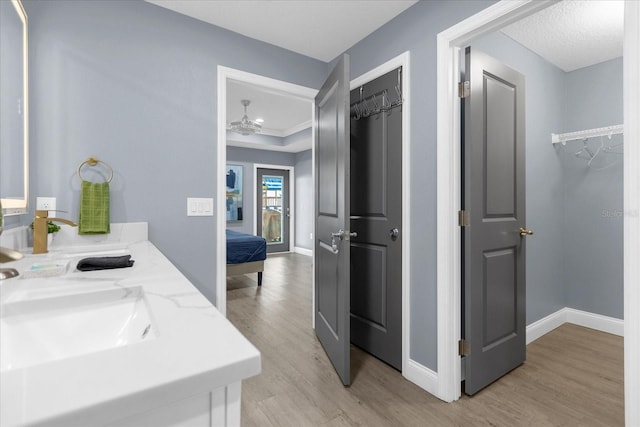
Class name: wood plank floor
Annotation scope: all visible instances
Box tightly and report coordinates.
[227,253,623,427]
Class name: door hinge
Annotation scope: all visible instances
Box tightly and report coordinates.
[458,210,470,227]
[459,339,470,357]
[458,81,470,98]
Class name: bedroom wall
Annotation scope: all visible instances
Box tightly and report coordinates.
[294,149,313,251]
[226,146,296,236]
[22,0,326,304]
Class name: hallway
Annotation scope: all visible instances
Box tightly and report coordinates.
[227,253,623,426]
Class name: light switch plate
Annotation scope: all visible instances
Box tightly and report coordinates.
[187,197,214,217]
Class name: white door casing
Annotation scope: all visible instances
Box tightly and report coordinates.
[350,51,413,382]
[436,4,640,427]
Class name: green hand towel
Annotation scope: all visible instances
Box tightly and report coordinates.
[79,180,110,234]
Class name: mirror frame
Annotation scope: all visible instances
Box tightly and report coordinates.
[1,0,29,216]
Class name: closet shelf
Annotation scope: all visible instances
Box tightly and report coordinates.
[551,124,624,145]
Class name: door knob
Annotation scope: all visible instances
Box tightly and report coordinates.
[519,227,534,237]
[389,228,399,239]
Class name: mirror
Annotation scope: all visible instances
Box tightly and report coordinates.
[0,0,28,216]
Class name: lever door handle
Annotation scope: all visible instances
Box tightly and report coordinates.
[330,229,358,253]
[519,227,534,237]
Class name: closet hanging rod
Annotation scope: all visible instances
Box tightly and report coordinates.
[551,124,623,145]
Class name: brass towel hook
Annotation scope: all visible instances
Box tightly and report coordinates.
[77,156,113,183]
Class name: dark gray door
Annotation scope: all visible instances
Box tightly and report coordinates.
[314,54,352,386]
[349,68,402,370]
[257,168,290,253]
[463,48,528,395]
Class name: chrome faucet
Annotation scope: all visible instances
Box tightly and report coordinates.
[33,209,77,254]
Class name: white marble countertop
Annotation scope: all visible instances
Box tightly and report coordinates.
[0,224,260,427]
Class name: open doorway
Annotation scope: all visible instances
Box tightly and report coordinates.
[306,52,412,384]
[218,53,412,385]
[216,66,316,316]
[460,1,625,396]
[436,2,639,422]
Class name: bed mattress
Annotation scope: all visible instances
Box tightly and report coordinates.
[226,229,267,264]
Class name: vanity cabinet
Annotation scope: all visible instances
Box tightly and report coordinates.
[110,383,241,427]
[0,223,260,427]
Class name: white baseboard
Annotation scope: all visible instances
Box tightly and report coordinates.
[402,308,621,401]
[404,359,439,397]
[294,247,312,257]
[526,307,623,344]
[564,308,624,336]
[526,309,567,344]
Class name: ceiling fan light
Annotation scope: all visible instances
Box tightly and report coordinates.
[229,99,262,135]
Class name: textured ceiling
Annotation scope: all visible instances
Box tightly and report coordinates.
[146,0,417,62]
[501,0,624,72]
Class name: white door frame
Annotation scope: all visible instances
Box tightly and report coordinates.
[435,3,640,426]
[218,55,420,388]
[253,164,295,252]
[349,52,418,385]
[216,66,316,316]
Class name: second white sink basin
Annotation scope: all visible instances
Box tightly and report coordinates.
[0,286,156,372]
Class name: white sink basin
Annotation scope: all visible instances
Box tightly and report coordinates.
[0,286,156,372]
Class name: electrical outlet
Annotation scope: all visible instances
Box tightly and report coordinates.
[36,197,56,212]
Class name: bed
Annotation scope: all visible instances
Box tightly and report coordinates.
[226,229,267,286]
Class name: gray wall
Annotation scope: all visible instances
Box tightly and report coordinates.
[226,146,296,235]
[22,0,326,304]
[561,58,623,319]
[295,149,313,250]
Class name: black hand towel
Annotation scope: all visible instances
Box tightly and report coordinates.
[77,255,135,271]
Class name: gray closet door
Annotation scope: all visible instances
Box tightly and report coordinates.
[463,48,528,395]
[349,68,403,370]
[314,54,352,386]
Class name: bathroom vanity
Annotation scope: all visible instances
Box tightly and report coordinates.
[0,223,260,427]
